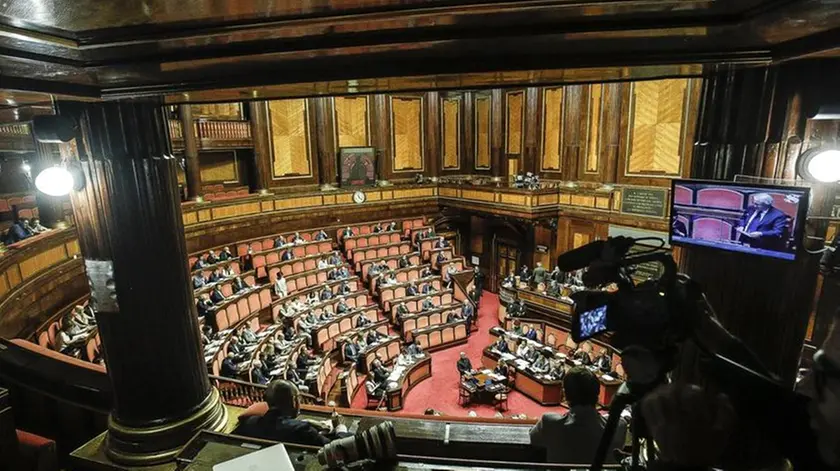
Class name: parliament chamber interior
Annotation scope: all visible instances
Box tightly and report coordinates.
[0,2,840,471]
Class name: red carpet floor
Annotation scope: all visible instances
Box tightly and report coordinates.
[351,292,568,419]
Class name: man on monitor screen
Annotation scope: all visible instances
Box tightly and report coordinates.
[735,193,789,251]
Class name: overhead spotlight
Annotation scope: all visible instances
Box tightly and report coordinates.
[20,162,30,174]
[797,147,840,183]
[35,165,74,196]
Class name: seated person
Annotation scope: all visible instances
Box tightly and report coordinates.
[343,338,362,364]
[233,276,251,293]
[530,367,627,464]
[210,286,226,304]
[317,258,329,269]
[524,324,539,341]
[208,269,223,283]
[327,268,339,281]
[548,360,567,381]
[355,314,371,328]
[196,294,215,319]
[519,265,531,283]
[435,251,449,266]
[494,360,511,381]
[297,312,319,332]
[342,226,355,238]
[336,299,351,314]
[285,368,311,393]
[206,250,219,264]
[241,249,255,271]
[251,360,269,385]
[318,306,334,322]
[221,265,236,278]
[370,356,391,383]
[395,346,414,366]
[192,273,207,289]
[406,340,423,356]
[593,350,612,374]
[501,270,516,288]
[511,319,523,335]
[274,235,288,247]
[365,329,383,345]
[337,281,351,295]
[283,323,297,341]
[365,372,385,400]
[192,257,207,271]
[493,337,510,354]
[372,222,383,233]
[296,349,317,374]
[30,218,49,233]
[328,251,342,266]
[546,280,562,298]
[421,296,435,311]
[320,286,333,301]
[306,291,319,305]
[336,266,350,279]
[398,254,411,269]
[420,282,436,294]
[406,282,419,296]
[435,236,449,249]
[456,352,473,376]
[240,325,258,344]
[220,352,239,378]
[218,246,233,261]
[419,266,432,278]
[314,229,329,241]
[291,232,305,244]
[381,272,398,286]
[281,250,294,261]
[516,340,534,360]
[573,347,592,366]
[395,302,410,326]
[532,351,551,374]
[447,310,464,323]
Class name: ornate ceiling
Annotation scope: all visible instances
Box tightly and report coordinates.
[0,0,837,102]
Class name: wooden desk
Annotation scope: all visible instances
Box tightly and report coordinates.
[361,336,402,373]
[412,319,469,352]
[384,355,432,411]
[400,304,461,341]
[481,348,563,406]
[387,290,453,322]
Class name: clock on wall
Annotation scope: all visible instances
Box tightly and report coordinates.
[353,190,367,204]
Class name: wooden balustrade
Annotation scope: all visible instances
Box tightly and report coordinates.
[169,119,253,151]
[210,374,317,408]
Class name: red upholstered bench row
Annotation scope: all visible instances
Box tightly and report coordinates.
[359,252,421,280]
[369,263,430,292]
[335,217,426,243]
[202,186,249,201]
[343,231,401,257]
[351,241,411,266]
[388,290,454,322]
[210,286,272,332]
[266,252,338,282]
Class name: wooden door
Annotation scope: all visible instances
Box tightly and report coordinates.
[495,241,520,291]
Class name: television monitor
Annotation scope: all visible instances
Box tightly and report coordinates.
[669,179,810,261]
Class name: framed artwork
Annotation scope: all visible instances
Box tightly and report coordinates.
[338,146,376,187]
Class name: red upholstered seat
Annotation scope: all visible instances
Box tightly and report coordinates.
[16,429,58,471]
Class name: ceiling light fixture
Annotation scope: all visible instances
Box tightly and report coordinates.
[35,165,75,197]
[797,147,840,183]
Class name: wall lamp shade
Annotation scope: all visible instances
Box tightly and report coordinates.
[797,147,840,183]
[35,166,75,196]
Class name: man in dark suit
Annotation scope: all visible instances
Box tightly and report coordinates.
[336,299,350,314]
[221,352,239,378]
[406,282,419,296]
[398,255,411,269]
[210,286,226,304]
[343,339,361,364]
[320,286,333,301]
[421,297,435,311]
[594,351,612,374]
[672,216,688,238]
[736,192,789,251]
[525,324,538,341]
[456,352,473,376]
[281,250,294,261]
[192,273,207,289]
[493,338,509,353]
[251,360,269,385]
[530,367,627,464]
[241,249,254,271]
[197,294,214,320]
[355,314,371,328]
[232,380,348,445]
[232,276,250,293]
[371,357,390,383]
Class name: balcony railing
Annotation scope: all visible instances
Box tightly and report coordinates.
[210,375,318,408]
[168,119,253,151]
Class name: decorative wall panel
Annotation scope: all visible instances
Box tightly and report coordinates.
[190,103,243,120]
[585,84,603,173]
[334,96,369,148]
[475,95,491,169]
[268,99,312,178]
[505,91,524,155]
[540,87,563,172]
[390,96,424,172]
[626,79,688,176]
[200,151,238,182]
[442,97,461,170]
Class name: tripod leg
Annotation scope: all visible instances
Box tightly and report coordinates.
[590,389,634,471]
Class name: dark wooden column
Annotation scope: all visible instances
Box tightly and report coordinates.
[680,65,834,386]
[522,87,541,175]
[426,91,441,177]
[179,104,202,200]
[57,100,226,465]
[313,97,337,187]
[248,101,272,192]
[30,140,68,228]
[490,89,504,178]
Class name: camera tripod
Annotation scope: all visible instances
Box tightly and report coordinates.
[591,383,656,471]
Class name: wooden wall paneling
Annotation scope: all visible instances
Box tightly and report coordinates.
[563,85,588,180]
[313,97,338,186]
[267,98,317,185]
[491,89,505,177]
[425,91,441,177]
[390,95,425,175]
[523,87,541,175]
[199,150,239,183]
[533,225,553,269]
[600,82,623,183]
[505,90,524,157]
[475,92,493,171]
[248,101,272,191]
[577,83,620,183]
[540,87,563,176]
[555,217,571,255]
[618,78,695,186]
[441,94,461,172]
[191,103,243,120]
[333,96,370,148]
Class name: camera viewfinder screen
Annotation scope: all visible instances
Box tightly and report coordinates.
[670,180,810,261]
[578,305,608,339]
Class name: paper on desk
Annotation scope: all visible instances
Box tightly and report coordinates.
[214,443,294,471]
[602,374,615,381]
